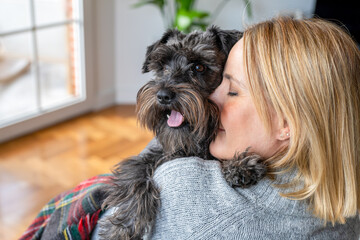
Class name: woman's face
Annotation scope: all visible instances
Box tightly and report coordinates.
[209,38,286,160]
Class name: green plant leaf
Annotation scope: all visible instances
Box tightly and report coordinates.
[176,15,191,31]
[176,0,195,11]
[175,10,191,31]
[132,0,165,10]
[243,0,252,18]
[175,9,209,32]
[189,10,209,19]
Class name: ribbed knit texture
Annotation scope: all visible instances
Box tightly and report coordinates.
[93,156,359,240]
[145,157,359,240]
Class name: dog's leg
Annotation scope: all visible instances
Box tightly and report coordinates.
[100,148,165,240]
[221,150,267,188]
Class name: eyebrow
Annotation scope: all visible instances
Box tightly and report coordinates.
[224,73,246,89]
[224,73,237,82]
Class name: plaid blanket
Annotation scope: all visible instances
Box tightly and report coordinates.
[19,174,112,240]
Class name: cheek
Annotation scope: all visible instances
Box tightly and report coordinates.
[214,102,256,156]
[211,99,270,159]
[210,93,282,160]
[222,101,255,133]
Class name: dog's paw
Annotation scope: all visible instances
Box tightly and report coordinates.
[221,150,267,188]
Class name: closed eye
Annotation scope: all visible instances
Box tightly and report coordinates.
[227,92,238,96]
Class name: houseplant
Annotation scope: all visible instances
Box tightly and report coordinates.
[133,0,252,33]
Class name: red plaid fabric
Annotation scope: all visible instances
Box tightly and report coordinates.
[19,174,112,240]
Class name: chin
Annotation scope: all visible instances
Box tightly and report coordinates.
[209,141,222,160]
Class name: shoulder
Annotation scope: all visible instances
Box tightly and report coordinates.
[151,158,360,239]
[151,157,260,238]
[153,157,272,207]
[154,157,244,201]
[154,157,222,182]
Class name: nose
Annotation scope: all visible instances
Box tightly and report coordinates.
[157,89,175,105]
[209,82,225,110]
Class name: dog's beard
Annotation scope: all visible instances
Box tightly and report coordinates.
[136,80,219,156]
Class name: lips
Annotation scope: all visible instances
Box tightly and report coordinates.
[218,125,225,132]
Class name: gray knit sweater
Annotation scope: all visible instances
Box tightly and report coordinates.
[93,157,360,239]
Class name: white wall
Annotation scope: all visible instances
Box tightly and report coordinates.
[114,1,164,103]
[113,0,316,104]
[93,0,116,109]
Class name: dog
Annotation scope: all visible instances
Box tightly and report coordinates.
[99,26,267,240]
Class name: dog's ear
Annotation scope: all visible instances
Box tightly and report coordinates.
[206,25,242,56]
[142,29,182,73]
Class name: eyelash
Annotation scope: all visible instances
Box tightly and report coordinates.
[227,92,238,96]
[225,79,238,97]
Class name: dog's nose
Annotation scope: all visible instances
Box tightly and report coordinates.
[157,89,175,105]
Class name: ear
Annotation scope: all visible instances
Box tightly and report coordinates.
[206,25,243,56]
[276,119,290,141]
[142,28,182,73]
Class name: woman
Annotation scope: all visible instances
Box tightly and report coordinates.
[144,17,360,239]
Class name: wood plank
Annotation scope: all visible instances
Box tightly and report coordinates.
[0,105,153,240]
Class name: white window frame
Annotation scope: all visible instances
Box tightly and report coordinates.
[0,0,96,143]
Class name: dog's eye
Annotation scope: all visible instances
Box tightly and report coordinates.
[194,64,206,73]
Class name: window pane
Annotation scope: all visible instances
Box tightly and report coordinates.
[0,0,85,129]
[36,23,83,109]
[0,0,31,33]
[0,32,37,125]
[34,0,80,25]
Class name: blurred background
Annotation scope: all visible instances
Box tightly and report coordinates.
[1,0,359,142]
[0,0,319,142]
[0,0,358,239]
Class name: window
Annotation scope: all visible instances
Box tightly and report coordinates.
[0,0,84,126]
[0,0,94,142]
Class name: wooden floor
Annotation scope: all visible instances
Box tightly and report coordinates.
[0,105,153,240]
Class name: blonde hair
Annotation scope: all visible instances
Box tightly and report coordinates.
[243,17,360,224]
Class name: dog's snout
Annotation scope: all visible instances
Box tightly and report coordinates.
[157,89,175,105]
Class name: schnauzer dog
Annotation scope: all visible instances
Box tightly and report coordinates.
[99,26,267,240]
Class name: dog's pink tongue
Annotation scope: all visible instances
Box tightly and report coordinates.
[167,110,184,127]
